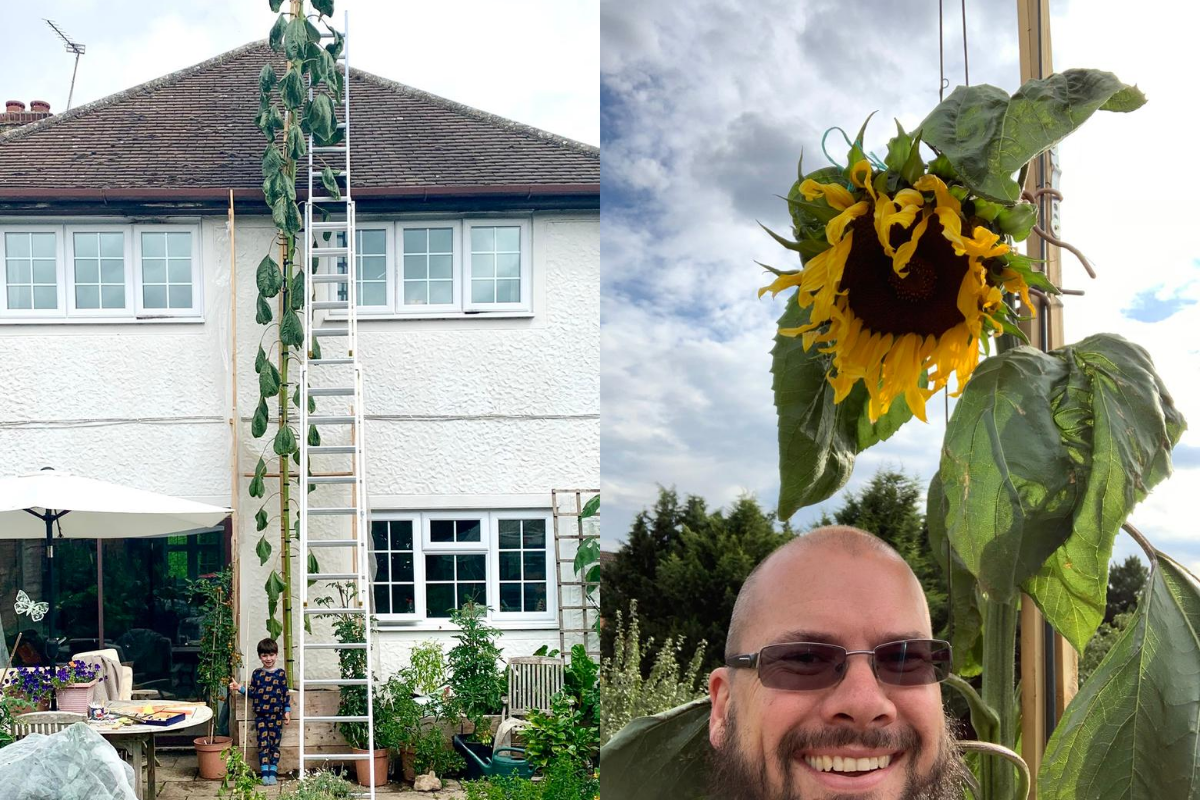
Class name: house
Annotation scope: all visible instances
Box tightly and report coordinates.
[0,39,599,694]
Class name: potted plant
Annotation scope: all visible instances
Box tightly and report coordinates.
[446,602,504,746]
[375,672,424,783]
[3,667,52,712]
[47,659,101,714]
[192,569,239,780]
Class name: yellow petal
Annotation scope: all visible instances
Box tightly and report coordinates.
[799,178,855,211]
[891,211,931,277]
[959,226,1010,260]
[825,201,870,245]
[913,174,965,249]
[1000,268,1034,312]
[849,160,873,191]
[758,271,803,298]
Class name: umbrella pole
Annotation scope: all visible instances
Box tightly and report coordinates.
[44,513,55,664]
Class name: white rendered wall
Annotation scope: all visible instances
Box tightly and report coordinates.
[0,210,599,680]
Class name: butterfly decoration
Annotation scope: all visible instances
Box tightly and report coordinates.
[14,590,48,622]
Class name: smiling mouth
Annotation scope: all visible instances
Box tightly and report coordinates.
[802,751,899,777]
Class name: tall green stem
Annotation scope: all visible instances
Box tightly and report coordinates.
[278,230,295,688]
[981,596,1019,800]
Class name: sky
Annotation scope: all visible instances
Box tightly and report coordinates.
[600,0,1200,576]
[1,0,599,146]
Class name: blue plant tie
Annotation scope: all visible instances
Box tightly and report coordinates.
[821,126,888,173]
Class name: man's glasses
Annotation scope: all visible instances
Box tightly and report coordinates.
[725,639,952,691]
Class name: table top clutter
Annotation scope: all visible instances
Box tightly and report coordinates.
[89,700,211,735]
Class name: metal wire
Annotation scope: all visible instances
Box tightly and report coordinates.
[961,0,970,85]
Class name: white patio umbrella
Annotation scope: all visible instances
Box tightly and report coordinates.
[0,467,231,658]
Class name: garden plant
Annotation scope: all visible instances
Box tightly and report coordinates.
[194,568,240,744]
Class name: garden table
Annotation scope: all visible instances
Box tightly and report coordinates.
[89,700,212,800]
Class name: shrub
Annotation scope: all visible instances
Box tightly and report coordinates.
[409,640,447,696]
[219,747,267,800]
[447,602,505,726]
[282,770,356,799]
[599,602,707,745]
[413,725,465,776]
[522,645,599,769]
[463,755,598,799]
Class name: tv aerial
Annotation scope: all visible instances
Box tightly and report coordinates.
[44,19,86,110]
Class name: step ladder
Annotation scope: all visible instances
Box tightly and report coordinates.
[296,10,377,794]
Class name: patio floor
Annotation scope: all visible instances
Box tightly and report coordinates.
[153,750,467,798]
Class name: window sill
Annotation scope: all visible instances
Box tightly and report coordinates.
[0,315,205,326]
[374,618,559,633]
[331,311,534,322]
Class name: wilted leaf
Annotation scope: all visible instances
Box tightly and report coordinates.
[251,398,269,438]
[255,345,267,374]
[1039,552,1200,800]
[307,94,336,143]
[312,0,334,16]
[920,69,1145,202]
[259,360,281,398]
[286,124,307,161]
[280,309,304,347]
[268,0,283,12]
[256,535,273,566]
[257,254,283,298]
[279,66,304,110]
[310,335,322,360]
[256,293,273,325]
[600,698,712,800]
[272,197,302,235]
[927,473,983,676]
[255,508,269,532]
[321,166,342,200]
[268,14,286,52]
[290,270,305,311]
[285,17,309,61]
[307,424,320,447]
[273,425,297,456]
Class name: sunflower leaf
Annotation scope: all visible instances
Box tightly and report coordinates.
[599,698,713,800]
[772,297,914,519]
[884,120,913,173]
[899,130,926,185]
[1038,551,1200,800]
[1001,252,1059,295]
[920,69,1146,203]
[1023,335,1185,651]
[927,473,984,677]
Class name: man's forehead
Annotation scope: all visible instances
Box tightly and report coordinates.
[764,628,929,648]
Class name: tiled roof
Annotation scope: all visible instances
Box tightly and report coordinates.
[0,40,598,201]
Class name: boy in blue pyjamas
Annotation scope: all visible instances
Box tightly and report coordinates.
[230,637,291,785]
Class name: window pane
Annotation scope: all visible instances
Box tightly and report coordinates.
[473,253,495,278]
[391,553,414,582]
[33,260,56,285]
[430,520,454,543]
[166,232,191,257]
[403,282,427,305]
[426,554,454,581]
[523,552,546,581]
[362,256,387,281]
[500,583,522,612]
[74,233,98,258]
[142,233,165,258]
[390,522,413,551]
[371,520,389,551]
[429,281,453,305]
[471,227,494,252]
[403,229,427,253]
[404,255,427,280]
[8,285,31,309]
[524,583,548,613]
[429,254,452,280]
[458,554,486,581]
[101,259,124,284]
[499,552,522,581]
[32,233,55,258]
[523,520,546,549]
[496,253,520,278]
[360,281,386,306]
[458,583,486,608]
[374,583,391,614]
[7,260,30,284]
[168,260,190,284]
[472,280,494,304]
[168,285,192,309]
[143,259,166,284]
[143,284,167,308]
[374,550,388,581]
[361,229,386,254]
[498,520,521,549]
[33,286,56,309]
[76,285,100,309]
[496,279,520,303]
[495,227,519,251]
[392,585,415,615]
[429,228,453,253]
[457,520,481,543]
[101,285,125,309]
[6,234,30,258]
[100,233,123,258]
[76,259,99,284]
[427,584,455,618]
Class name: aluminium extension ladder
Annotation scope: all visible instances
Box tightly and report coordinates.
[296,10,378,794]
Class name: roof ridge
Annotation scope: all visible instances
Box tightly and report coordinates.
[348,69,599,159]
[0,39,269,143]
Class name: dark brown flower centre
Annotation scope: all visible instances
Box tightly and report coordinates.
[839,209,968,338]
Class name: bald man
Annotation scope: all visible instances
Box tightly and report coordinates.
[706,526,969,800]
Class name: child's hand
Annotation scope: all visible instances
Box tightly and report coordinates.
[284,711,291,725]
[229,679,241,693]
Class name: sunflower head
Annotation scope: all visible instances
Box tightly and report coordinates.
[761,121,1052,422]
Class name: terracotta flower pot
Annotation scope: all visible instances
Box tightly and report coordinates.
[54,680,98,714]
[399,744,416,783]
[194,736,233,780]
[351,747,389,786]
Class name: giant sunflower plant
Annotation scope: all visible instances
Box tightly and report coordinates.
[758,69,1197,800]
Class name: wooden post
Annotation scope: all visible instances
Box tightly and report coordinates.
[1016,1,1079,793]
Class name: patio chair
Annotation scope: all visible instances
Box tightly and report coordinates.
[12,711,85,738]
[501,656,565,721]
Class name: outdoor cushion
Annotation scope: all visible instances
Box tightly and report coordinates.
[72,649,132,703]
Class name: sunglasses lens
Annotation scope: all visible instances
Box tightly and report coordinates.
[758,643,844,690]
[874,640,951,685]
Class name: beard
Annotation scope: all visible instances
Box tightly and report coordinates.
[707,706,969,800]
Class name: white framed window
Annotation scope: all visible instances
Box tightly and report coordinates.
[0,227,65,318]
[65,226,133,317]
[398,221,461,313]
[133,225,202,317]
[464,219,531,312]
[368,509,555,624]
[334,227,393,313]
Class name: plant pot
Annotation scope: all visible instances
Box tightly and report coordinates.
[194,736,232,780]
[54,680,98,714]
[399,744,417,783]
[351,747,389,786]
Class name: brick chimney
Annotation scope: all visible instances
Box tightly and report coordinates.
[0,100,53,133]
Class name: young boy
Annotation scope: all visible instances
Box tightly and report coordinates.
[230,638,291,785]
